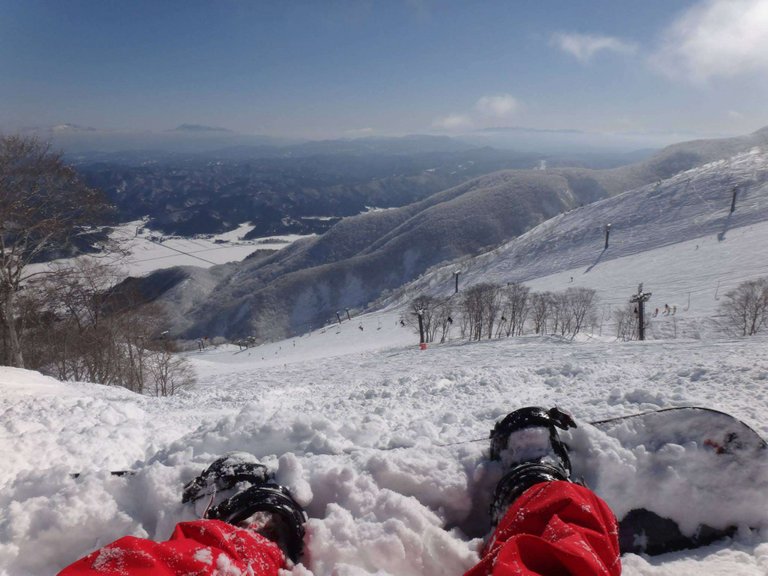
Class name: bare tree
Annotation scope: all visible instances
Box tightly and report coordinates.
[460,283,502,340]
[458,301,472,339]
[481,284,503,339]
[460,285,485,341]
[433,298,454,343]
[530,292,552,335]
[22,258,196,395]
[403,295,438,343]
[719,277,768,336]
[501,283,530,337]
[147,343,196,397]
[615,304,639,341]
[551,292,571,336]
[0,134,110,367]
[567,287,597,337]
[27,259,121,383]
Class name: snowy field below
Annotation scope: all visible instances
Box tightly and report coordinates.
[2,331,768,575]
[29,220,312,279]
[114,222,311,276]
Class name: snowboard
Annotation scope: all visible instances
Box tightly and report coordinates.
[564,407,768,556]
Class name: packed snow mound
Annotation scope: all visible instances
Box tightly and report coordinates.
[0,368,176,493]
[0,367,72,396]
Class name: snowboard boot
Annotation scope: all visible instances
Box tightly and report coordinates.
[488,406,577,524]
[182,452,306,563]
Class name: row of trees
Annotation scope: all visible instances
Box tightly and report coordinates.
[19,259,195,395]
[1,135,194,395]
[406,274,768,345]
[404,284,599,343]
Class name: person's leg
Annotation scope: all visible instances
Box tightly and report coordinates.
[58,519,285,576]
[59,453,306,576]
[466,406,621,576]
[465,481,620,576]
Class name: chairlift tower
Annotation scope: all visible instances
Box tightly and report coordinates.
[629,283,652,341]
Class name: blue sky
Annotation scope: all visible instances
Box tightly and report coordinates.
[1,0,768,141]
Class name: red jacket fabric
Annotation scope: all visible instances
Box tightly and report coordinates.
[59,481,620,576]
[464,481,621,576]
[57,519,285,576]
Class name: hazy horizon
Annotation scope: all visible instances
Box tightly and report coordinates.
[2,1,768,146]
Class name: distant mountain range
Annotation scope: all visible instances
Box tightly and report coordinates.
[119,126,768,342]
[168,124,234,133]
[16,121,688,159]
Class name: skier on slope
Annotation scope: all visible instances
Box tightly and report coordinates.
[58,407,621,576]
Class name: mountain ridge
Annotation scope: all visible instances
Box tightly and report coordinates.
[124,127,768,341]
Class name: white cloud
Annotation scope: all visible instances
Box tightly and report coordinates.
[433,94,522,132]
[475,94,519,118]
[431,114,474,131]
[652,0,768,82]
[552,32,637,63]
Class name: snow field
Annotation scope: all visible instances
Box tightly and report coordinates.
[117,222,310,275]
[27,220,311,280]
[3,332,768,575]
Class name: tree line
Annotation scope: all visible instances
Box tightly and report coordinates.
[403,284,599,343]
[404,274,768,345]
[1,134,194,395]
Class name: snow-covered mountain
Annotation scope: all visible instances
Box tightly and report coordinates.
[399,146,768,336]
[138,127,768,343]
[2,141,768,574]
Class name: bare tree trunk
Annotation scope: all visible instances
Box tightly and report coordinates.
[0,290,24,367]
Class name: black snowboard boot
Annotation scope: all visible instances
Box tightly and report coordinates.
[182,452,306,563]
[488,406,577,524]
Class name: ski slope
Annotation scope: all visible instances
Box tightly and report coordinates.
[3,150,768,575]
[404,147,768,338]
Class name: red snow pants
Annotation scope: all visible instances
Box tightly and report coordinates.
[57,519,285,576]
[59,481,619,576]
[465,481,621,576]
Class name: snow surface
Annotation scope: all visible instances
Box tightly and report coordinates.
[3,151,768,574]
[29,220,311,279]
[117,221,310,276]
